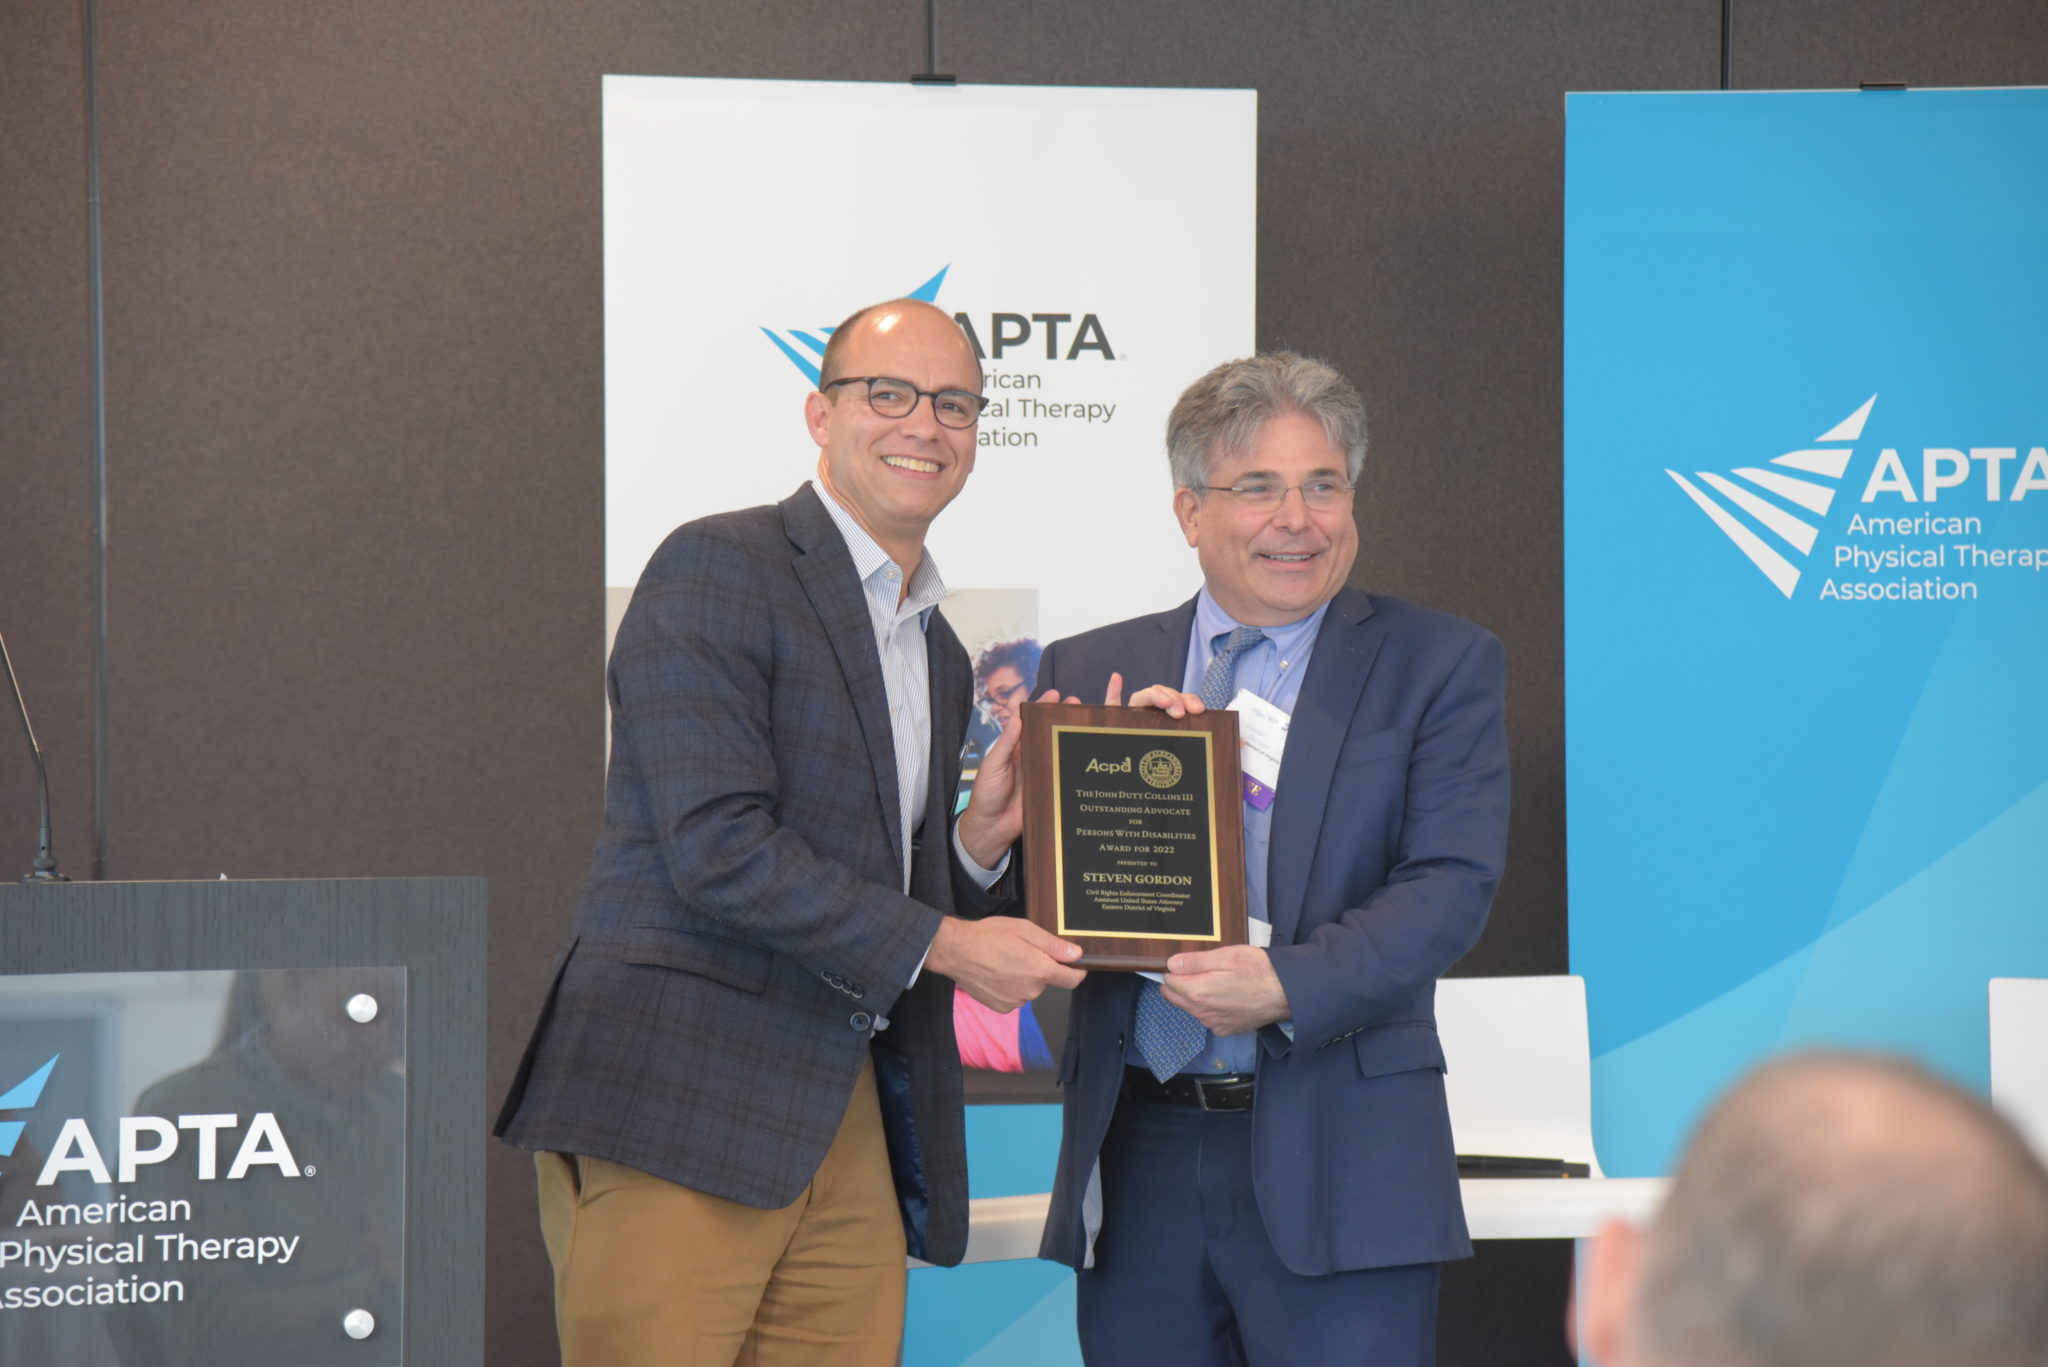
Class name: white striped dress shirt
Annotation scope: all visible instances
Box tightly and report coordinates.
[811,480,944,892]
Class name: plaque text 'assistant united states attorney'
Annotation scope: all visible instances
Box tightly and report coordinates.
[1020,702,1249,971]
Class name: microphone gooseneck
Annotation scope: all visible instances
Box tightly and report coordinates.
[1,629,67,883]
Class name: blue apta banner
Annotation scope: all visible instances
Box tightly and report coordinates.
[1565,88,2048,1176]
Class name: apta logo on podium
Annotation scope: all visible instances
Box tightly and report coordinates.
[0,1056,303,1187]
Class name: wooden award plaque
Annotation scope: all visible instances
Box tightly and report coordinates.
[1019,701,1249,971]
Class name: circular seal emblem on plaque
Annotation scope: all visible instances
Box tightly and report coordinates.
[1138,749,1183,790]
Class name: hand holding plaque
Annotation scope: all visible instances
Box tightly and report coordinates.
[1019,700,1249,970]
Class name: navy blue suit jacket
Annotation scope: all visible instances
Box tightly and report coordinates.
[1037,587,1510,1276]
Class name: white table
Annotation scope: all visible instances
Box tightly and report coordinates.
[943,1178,1669,1265]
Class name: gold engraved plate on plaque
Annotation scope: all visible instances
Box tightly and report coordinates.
[1020,702,1248,971]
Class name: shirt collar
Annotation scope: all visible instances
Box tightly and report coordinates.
[810,478,947,619]
[1192,587,1330,656]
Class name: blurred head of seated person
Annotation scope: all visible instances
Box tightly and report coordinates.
[1579,1051,2048,1367]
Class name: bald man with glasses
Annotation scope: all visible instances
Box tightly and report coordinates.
[498,298,1084,1367]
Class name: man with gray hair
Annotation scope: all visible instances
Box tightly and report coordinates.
[1579,1052,2048,1367]
[1034,353,1511,1364]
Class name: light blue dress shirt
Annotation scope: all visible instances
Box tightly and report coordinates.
[1124,588,1329,1076]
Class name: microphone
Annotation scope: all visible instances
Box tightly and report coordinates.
[1,629,68,882]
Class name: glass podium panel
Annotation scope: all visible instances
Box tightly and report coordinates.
[0,967,407,1365]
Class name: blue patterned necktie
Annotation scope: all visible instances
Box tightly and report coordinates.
[1132,625,1266,1082]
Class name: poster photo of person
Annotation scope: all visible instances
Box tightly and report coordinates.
[957,636,1039,811]
[942,590,1069,1103]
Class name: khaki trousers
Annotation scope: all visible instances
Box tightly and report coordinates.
[536,1056,907,1367]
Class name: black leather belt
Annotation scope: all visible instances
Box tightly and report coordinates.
[1122,1066,1256,1113]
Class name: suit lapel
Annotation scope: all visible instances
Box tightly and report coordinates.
[1267,588,1383,944]
[784,485,904,880]
[1128,599,1197,698]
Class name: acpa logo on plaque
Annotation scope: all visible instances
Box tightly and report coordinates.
[0,1055,303,1185]
[1666,394,2048,603]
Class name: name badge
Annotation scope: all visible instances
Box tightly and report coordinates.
[1229,689,1289,811]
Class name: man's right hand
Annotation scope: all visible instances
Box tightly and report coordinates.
[928,916,1087,1013]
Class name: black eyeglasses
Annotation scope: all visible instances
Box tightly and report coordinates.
[1200,478,1356,511]
[822,376,988,430]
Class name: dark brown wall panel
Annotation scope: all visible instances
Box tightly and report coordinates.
[1735,0,2048,89]
[0,1,95,889]
[86,3,608,1358]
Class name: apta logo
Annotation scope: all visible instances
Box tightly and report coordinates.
[761,264,1117,385]
[761,267,950,386]
[0,1055,57,1173]
[1665,396,1874,598]
[0,1055,301,1185]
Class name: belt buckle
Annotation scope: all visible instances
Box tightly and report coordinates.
[1194,1075,1250,1112]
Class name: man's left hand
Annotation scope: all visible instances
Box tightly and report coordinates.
[1161,945,1290,1036]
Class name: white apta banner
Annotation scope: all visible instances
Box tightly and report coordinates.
[602,76,1257,649]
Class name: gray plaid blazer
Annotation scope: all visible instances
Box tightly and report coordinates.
[496,483,999,1266]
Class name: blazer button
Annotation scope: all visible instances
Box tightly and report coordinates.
[848,1011,874,1031]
